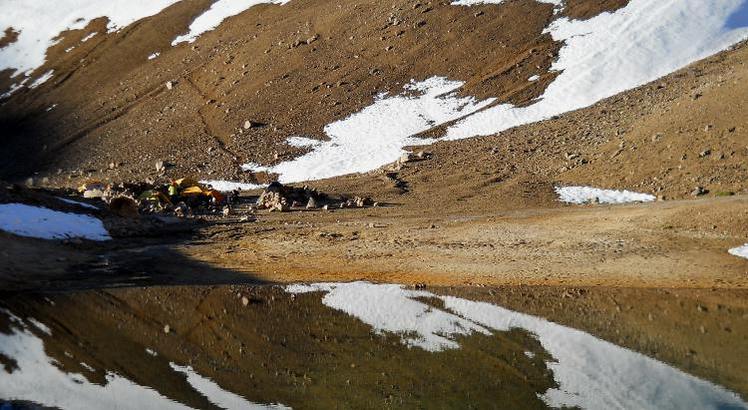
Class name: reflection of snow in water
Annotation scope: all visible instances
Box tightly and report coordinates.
[287,282,490,351]
[287,282,748,410]
[0,310,289,410]
[171,363,289,410]
[0,310,188,409]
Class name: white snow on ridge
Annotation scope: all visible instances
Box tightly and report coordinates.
[0,0,185,77]
[0,203,110,241]
[172,0,291,45]
[729,244,748,260]
[243,77,495,183]
[288,282,748,410]
[555,186,656,205]
[171,364,290,410]
[445,0,748,139]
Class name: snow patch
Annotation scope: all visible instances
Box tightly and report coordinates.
[286,136,322,148]
[172,0,291,45]
[555,186,656,205]
[452,0,561,6]
[242,77,494,184]
[26,318,52,335]
[527,75,540,82]
[80,32,97,42]
[289,282,747,410]
[445,0,748,140]
[1,79,28,99]
[199,180,265,192]
[29,70,54,89]
[171,363,289,410]
[0,203,110,241]
[57,197,100,210]
[0,0,187,78]
[728,244,748,260]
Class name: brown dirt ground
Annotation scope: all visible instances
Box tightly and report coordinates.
[176,40,748,289]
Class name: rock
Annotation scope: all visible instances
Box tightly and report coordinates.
[155,161,166,172]
[165,81,174,90]
[691,186,708,197]
[83,188,105,199]
[241,296,249,306]
[24,177,34,187]
[163,324,171,334]
[306,196,318,209]
[109,196,139,218]
[699,149,711,158]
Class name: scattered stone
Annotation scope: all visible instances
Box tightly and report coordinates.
[691,186,708,197]
[109,196,139,218]
[155,161,166,172]
[165,81,174,90]
[699,149,711,158]
[306,196,318,209]
[241,296,249,306]
[163,324,171,334]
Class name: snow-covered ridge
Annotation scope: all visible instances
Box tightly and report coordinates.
[0,203,110,241]
[287,282,748,410]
